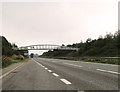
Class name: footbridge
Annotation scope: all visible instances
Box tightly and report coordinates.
[14,44,79,51]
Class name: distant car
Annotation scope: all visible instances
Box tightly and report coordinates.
[30,53,34,58]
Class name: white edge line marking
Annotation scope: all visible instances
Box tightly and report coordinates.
[0,63,23,79]
[97,69,120,74]
[48,70,52,72]
[97,69,107,72]
[60,79,72,84]
[64,63,82,67]
[52,73,59,77]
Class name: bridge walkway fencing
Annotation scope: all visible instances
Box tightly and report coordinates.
[13,44,79,51]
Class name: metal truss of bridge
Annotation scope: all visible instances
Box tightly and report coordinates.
[14,44,79,51]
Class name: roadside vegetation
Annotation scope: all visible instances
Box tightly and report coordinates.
[50,57,119,65]
[42,31,120,64]
[1,36,29,68]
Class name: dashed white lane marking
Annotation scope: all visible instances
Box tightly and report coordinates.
[52,73,59,77]
[60,79,72,85]
[96,69,120,74]
[33,59,41,65]
[33,59,45,68]
[33,59,72,85]
[48,70,52,72]
[0,63,23,79]
[64,63,82,67]
[45,68,48,70]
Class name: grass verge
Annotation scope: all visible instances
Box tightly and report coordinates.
[2,58,31,68]
[52,57,119,65]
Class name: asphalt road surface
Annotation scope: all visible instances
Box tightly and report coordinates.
[2,57,120,91]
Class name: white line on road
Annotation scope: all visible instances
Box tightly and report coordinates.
[48,70,52,72]
[52,73,59,77]
[64,63,82,67]
[33,59,41,65]
[96,69,120,74]
[33,59,45,68]
[0,63,23,79]
[45,68,48,70]
[60,79,72,85]
[40,64,44,67]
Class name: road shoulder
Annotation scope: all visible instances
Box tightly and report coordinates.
[2,59,30,79]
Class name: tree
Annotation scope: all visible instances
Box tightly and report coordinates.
[2,36,20,56]
[42,31,119,57]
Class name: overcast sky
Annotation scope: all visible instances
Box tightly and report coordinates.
[1,0,118,55]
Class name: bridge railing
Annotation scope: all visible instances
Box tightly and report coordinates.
[13,45,79,51]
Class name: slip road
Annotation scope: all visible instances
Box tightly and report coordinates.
[2,57,119,90]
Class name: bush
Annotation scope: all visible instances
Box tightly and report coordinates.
[2,56,13,68]
[16,55,24,60]
[2,56,12,61]
[12,54,18,60]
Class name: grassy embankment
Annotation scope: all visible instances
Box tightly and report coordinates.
[50,57,119,65]
[2,55,30,68]
[1,36,30,68]
[42,31,120,65]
